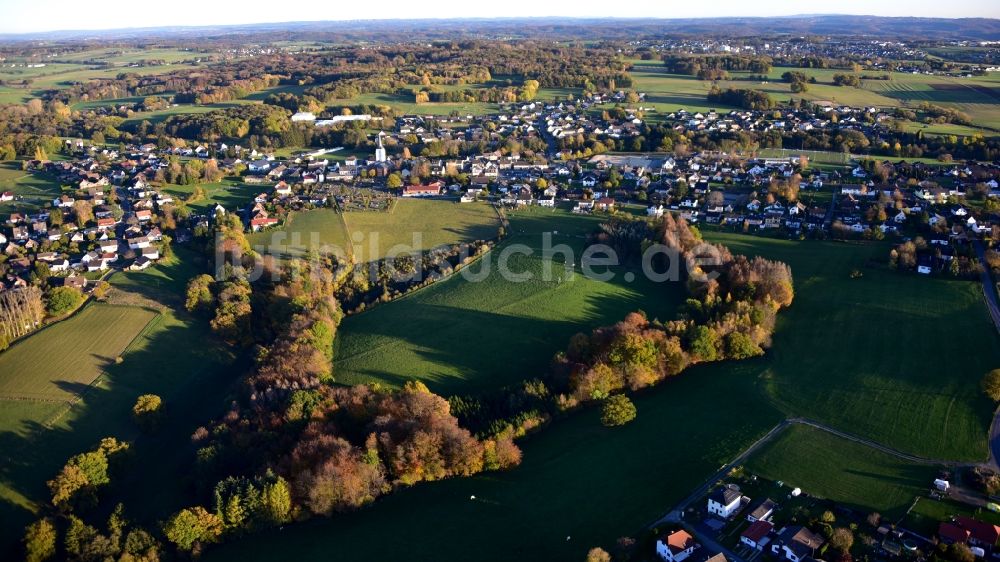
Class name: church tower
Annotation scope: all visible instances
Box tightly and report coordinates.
[375,132,387,163]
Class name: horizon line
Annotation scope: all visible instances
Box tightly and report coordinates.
[3,14,999,38]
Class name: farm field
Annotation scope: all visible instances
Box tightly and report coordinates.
[252,199,500,261]
[745,424,937,519]
[209,358,784,562]
[0,249,245,553]
[628,58,1000,132]
[0,303,158,401]
[701,231,1000,461]
[250,207,351,259]
[342,198,500,261]
[332,206,681,394]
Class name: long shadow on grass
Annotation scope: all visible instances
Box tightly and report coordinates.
[0,254,246,558]
[334,279,683,396]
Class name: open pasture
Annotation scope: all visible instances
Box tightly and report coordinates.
[702,231,999,461]
[332,206,681,394]
[746,424,938,519]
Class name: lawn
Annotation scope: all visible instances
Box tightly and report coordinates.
[745,425,938,520]
[332,206,682,395]
[0,304,159,402]
[701,231,1000,461]
[208,358,784,562]
[0,249,245,555]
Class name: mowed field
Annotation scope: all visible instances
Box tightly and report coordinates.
[333,206,682,395]
[0,304,158,401]
[746,424,938,519]
[702,231,1000,461]
[344,199,499,261]
[0,250,245,555]
[252,199,500,261]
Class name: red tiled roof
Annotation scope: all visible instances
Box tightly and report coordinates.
[956,517,1000,545]
[665,530,697,554]
[742,520,774,543]
[939,522,972,544]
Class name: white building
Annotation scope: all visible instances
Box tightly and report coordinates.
[707,484,743,519]
[656,530,699,562]
[375,132,387,163]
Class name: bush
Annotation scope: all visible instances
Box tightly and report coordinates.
[46,286,83,317]
[601,395,637,427]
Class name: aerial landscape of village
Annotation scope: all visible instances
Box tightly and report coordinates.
[1,1,1000,561]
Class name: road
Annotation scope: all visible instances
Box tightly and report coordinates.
[972,240,1000,334]
[651,417,996,536]
[972,240,1000,473]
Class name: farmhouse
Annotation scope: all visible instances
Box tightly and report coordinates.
[655,530,699,562]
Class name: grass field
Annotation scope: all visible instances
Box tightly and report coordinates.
[343,199,500,261]
[162,178,261,214]
[701,231,999,461]
[628,59,1000,133]
[209,357,784,562]
[0,304,158,401]
[252,199,501,261]
[250,207,351,259]
[332,206,682,394]
[0,162,62,211]
[0,249,245,555]
[746,425,938,520]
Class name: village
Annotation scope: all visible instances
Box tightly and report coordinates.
[3,93,1000,298]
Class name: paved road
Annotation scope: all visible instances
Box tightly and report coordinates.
[973,240,1000,334]
[651,417,992,531]
[972,240,1000,473]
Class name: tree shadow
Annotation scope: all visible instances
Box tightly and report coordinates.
[0,252,247,557]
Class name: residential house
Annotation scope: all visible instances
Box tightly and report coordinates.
[741,520,774,551]
[655,530,699,562]
[770,526,825,562]
[707,484,743,519]
[747,499,776,523]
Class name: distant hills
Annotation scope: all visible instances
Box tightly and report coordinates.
[2,15,998,42]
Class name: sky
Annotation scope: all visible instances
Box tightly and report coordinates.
[0,0,997,34]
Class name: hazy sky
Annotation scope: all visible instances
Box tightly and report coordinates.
[1,0,997,34]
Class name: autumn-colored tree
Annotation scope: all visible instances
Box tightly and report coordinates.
[601,395,637,427]
[164,506,224,552]
[23,518,56,562]
[983,369,1000,402]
